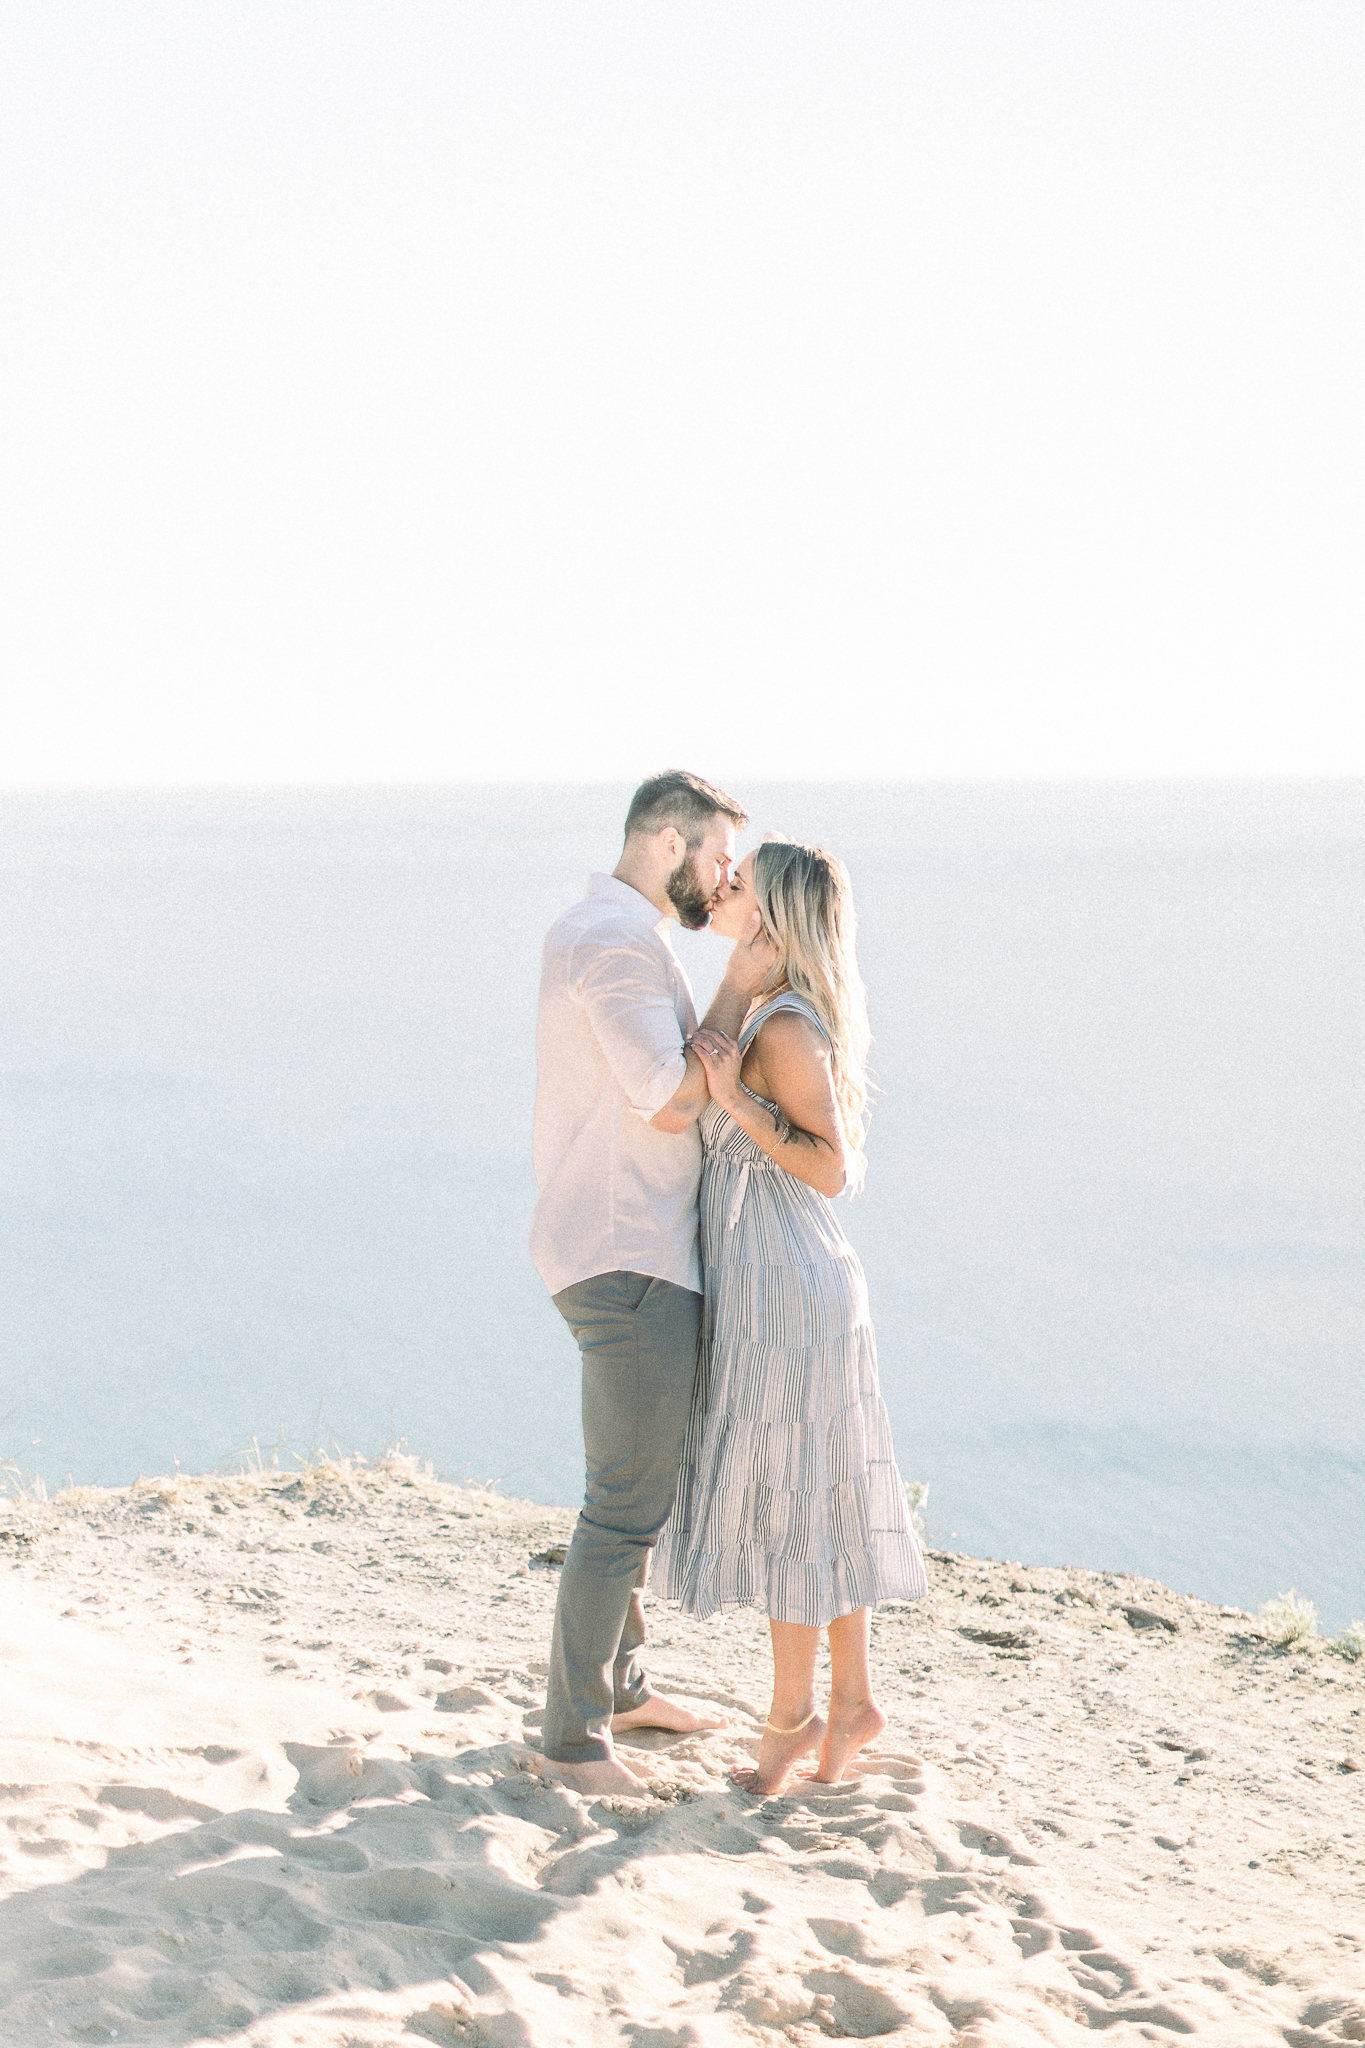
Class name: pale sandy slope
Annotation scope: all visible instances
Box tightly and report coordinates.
[1,1460,1362,2047]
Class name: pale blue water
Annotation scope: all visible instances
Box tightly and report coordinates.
[2,783,1362,1628]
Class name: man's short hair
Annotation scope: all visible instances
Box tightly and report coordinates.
[623,770,748,847]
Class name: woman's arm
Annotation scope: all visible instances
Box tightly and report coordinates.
[690,1010,849,1197]
[649,913,777,1133]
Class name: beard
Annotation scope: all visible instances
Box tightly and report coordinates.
[665,849,716,930]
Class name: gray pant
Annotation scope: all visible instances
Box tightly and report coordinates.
[542,1270,702,1765]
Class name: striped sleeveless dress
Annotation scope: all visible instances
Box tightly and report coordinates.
[655,991,927,1626]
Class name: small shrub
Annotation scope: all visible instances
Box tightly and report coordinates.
[1330,1621,1365,1662]
[904,1480,930,1537]
[1259,1589,1319,1647]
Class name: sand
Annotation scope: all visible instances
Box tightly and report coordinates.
[2,1458,1363,2047]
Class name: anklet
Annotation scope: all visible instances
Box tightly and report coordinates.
[765,1710,817,1735]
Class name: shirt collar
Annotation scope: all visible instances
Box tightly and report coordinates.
[587,871,677,943]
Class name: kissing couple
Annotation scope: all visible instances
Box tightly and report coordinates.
[529,770,926,1798]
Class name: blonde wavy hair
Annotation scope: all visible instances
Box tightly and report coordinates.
[750,837,872,1190]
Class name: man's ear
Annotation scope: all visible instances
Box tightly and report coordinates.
[660,826,684,864]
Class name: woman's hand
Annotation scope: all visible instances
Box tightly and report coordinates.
[688,1028,744,1111]
[721,909,778,1000]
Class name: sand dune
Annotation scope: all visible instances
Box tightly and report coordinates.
[2,1460,1363,2045]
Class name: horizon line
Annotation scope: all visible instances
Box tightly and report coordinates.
[5,770,1365,798]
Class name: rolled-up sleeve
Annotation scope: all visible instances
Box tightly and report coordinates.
[573,938,688,1118]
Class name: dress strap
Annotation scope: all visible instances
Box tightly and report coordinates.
[739,990,831,1051]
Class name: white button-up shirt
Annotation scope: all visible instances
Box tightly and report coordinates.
[530,873,701,1298]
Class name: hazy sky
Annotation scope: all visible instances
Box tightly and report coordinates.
[2,3,1361,787]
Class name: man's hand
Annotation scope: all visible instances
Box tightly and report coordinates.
[721,910,776,1000]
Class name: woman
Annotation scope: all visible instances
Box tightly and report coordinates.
[654,838,927,1795]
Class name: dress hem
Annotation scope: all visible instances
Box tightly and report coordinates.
[663,1581,928,1628]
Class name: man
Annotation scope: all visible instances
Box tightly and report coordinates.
[530,769,772,1794]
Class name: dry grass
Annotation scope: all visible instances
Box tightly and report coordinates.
[0,1456,48,1504]
[1258,1589,1319,1648]
[2,1421,525,1525]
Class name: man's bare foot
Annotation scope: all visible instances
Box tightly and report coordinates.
[730,1712,825,1797]
[611,1692,727,1736]
[537,1753,650,1797]
[812,1698,887,1784]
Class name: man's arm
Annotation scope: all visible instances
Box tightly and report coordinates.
[648,914,774,1133]
[574,937,696,1123]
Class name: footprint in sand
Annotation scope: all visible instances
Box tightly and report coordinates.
[1004,1897,1199,2036]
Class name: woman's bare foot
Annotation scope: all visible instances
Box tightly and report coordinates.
[611,1692,727,1736]
[537,1752,649,1797]
[730,1712,825,1797]
[812,1698,887,1784]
